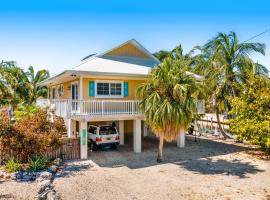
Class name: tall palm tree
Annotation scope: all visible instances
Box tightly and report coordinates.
[25,66,50,104]
[193,32,267,138]
[203,31,267,97]
[137,57,201,162]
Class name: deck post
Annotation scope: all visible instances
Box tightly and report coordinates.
[177,128,185,148]
[143,121,148,137]
[80,120,88,159]
[133,119,141,153]
[79,77,83,114]
[66,119,73,138]
[119,120,124,145]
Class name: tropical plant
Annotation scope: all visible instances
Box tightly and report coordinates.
[0,61,49,107]
[137,57,202,162]
[14,104,41,119]
[229,74,270,148]
[25,66,50,104]
[28,156,51,172]
[193,32,267,137]
[4,158,22,173]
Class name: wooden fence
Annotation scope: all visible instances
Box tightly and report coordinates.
[0,138,80,164]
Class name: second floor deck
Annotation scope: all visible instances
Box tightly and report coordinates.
[37,99,205,121]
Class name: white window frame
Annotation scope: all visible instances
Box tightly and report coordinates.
[95,80,123,98]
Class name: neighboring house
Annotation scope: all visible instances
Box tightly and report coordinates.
[38,39,196,159]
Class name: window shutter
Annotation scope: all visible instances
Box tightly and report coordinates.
[123,82,128,97]
[89,81,95,97]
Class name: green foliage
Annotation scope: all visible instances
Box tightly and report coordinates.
[28,156,51,172]
[0,110,65,162]
[4,158,22,173]
[229,75,270,148]
[137,57,202,141]
[0,61,49,107]
[14,104,41,119]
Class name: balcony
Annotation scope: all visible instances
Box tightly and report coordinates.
[36,99,205,121]
[37,99,143,121]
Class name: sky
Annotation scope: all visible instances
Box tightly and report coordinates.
[0,0,270,75]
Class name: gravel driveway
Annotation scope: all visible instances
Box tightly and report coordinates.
[53,136,270,200]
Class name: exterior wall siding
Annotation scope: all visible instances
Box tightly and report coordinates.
[106,43,149,59]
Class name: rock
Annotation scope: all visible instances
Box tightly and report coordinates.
[10,172,17,180]
[38,180,54,194]
[36,171,52,182]
[0,171,6,178]
[22,174,33,182]
[38,189,50,200]
[15,171,23,180]
[48,165,58,173]
[53,158,62,166]
[46,190,57,200]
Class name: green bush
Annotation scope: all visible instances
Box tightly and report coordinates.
[229,75,270,148]
[4,158,22,173]
[28,156,51,172]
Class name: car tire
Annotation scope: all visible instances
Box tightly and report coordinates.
[91,141,98,151]
[111,144,117,150]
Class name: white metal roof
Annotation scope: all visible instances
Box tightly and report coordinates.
[72,56,152,75]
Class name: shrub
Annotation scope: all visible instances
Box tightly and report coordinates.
[229,75,270,148]
[28,156,51,172]
[0,109,66,162]
[4,158,22,173]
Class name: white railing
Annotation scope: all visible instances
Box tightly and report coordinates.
[37,99,141,118]
[36,99,49,108]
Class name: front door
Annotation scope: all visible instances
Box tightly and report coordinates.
[71,83,78,111]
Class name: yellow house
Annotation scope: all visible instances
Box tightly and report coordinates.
[38,39,187,159]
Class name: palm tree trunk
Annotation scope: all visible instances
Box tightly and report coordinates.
[215,107,229,139]
[157,134,164,163]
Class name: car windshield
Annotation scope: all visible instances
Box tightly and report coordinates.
[99,126,116,135]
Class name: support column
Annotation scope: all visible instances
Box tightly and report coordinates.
[133,119,141,153]
[66,119,72,138]
[177,127,185,148]
[143,121,148,137]
[79,77,83,113]
[80,120,88,159]
[119,120,124,145]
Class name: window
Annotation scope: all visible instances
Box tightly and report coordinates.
[88,126,97,134]
[99,126,117,135]
[57,84,64,97]
[52,87,56,99]
[96,81,122,97]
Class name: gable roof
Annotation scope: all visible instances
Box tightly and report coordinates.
[99,39,160,63]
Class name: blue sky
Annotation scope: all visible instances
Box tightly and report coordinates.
[0,0,270,75]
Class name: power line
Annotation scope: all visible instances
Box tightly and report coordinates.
[243,28,270,43]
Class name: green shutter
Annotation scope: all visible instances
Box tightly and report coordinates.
[124,82,128,97]
[89,81,95,97]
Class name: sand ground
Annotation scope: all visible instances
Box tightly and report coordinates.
[1,135,270,200]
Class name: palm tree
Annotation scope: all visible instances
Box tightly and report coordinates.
[153,45,194,64]
[203,31,267,97]
[137,57,201,162]
[25,66,50,104]
[0,61,50,107]
[193,32,267,138]
[0,61,29,106]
